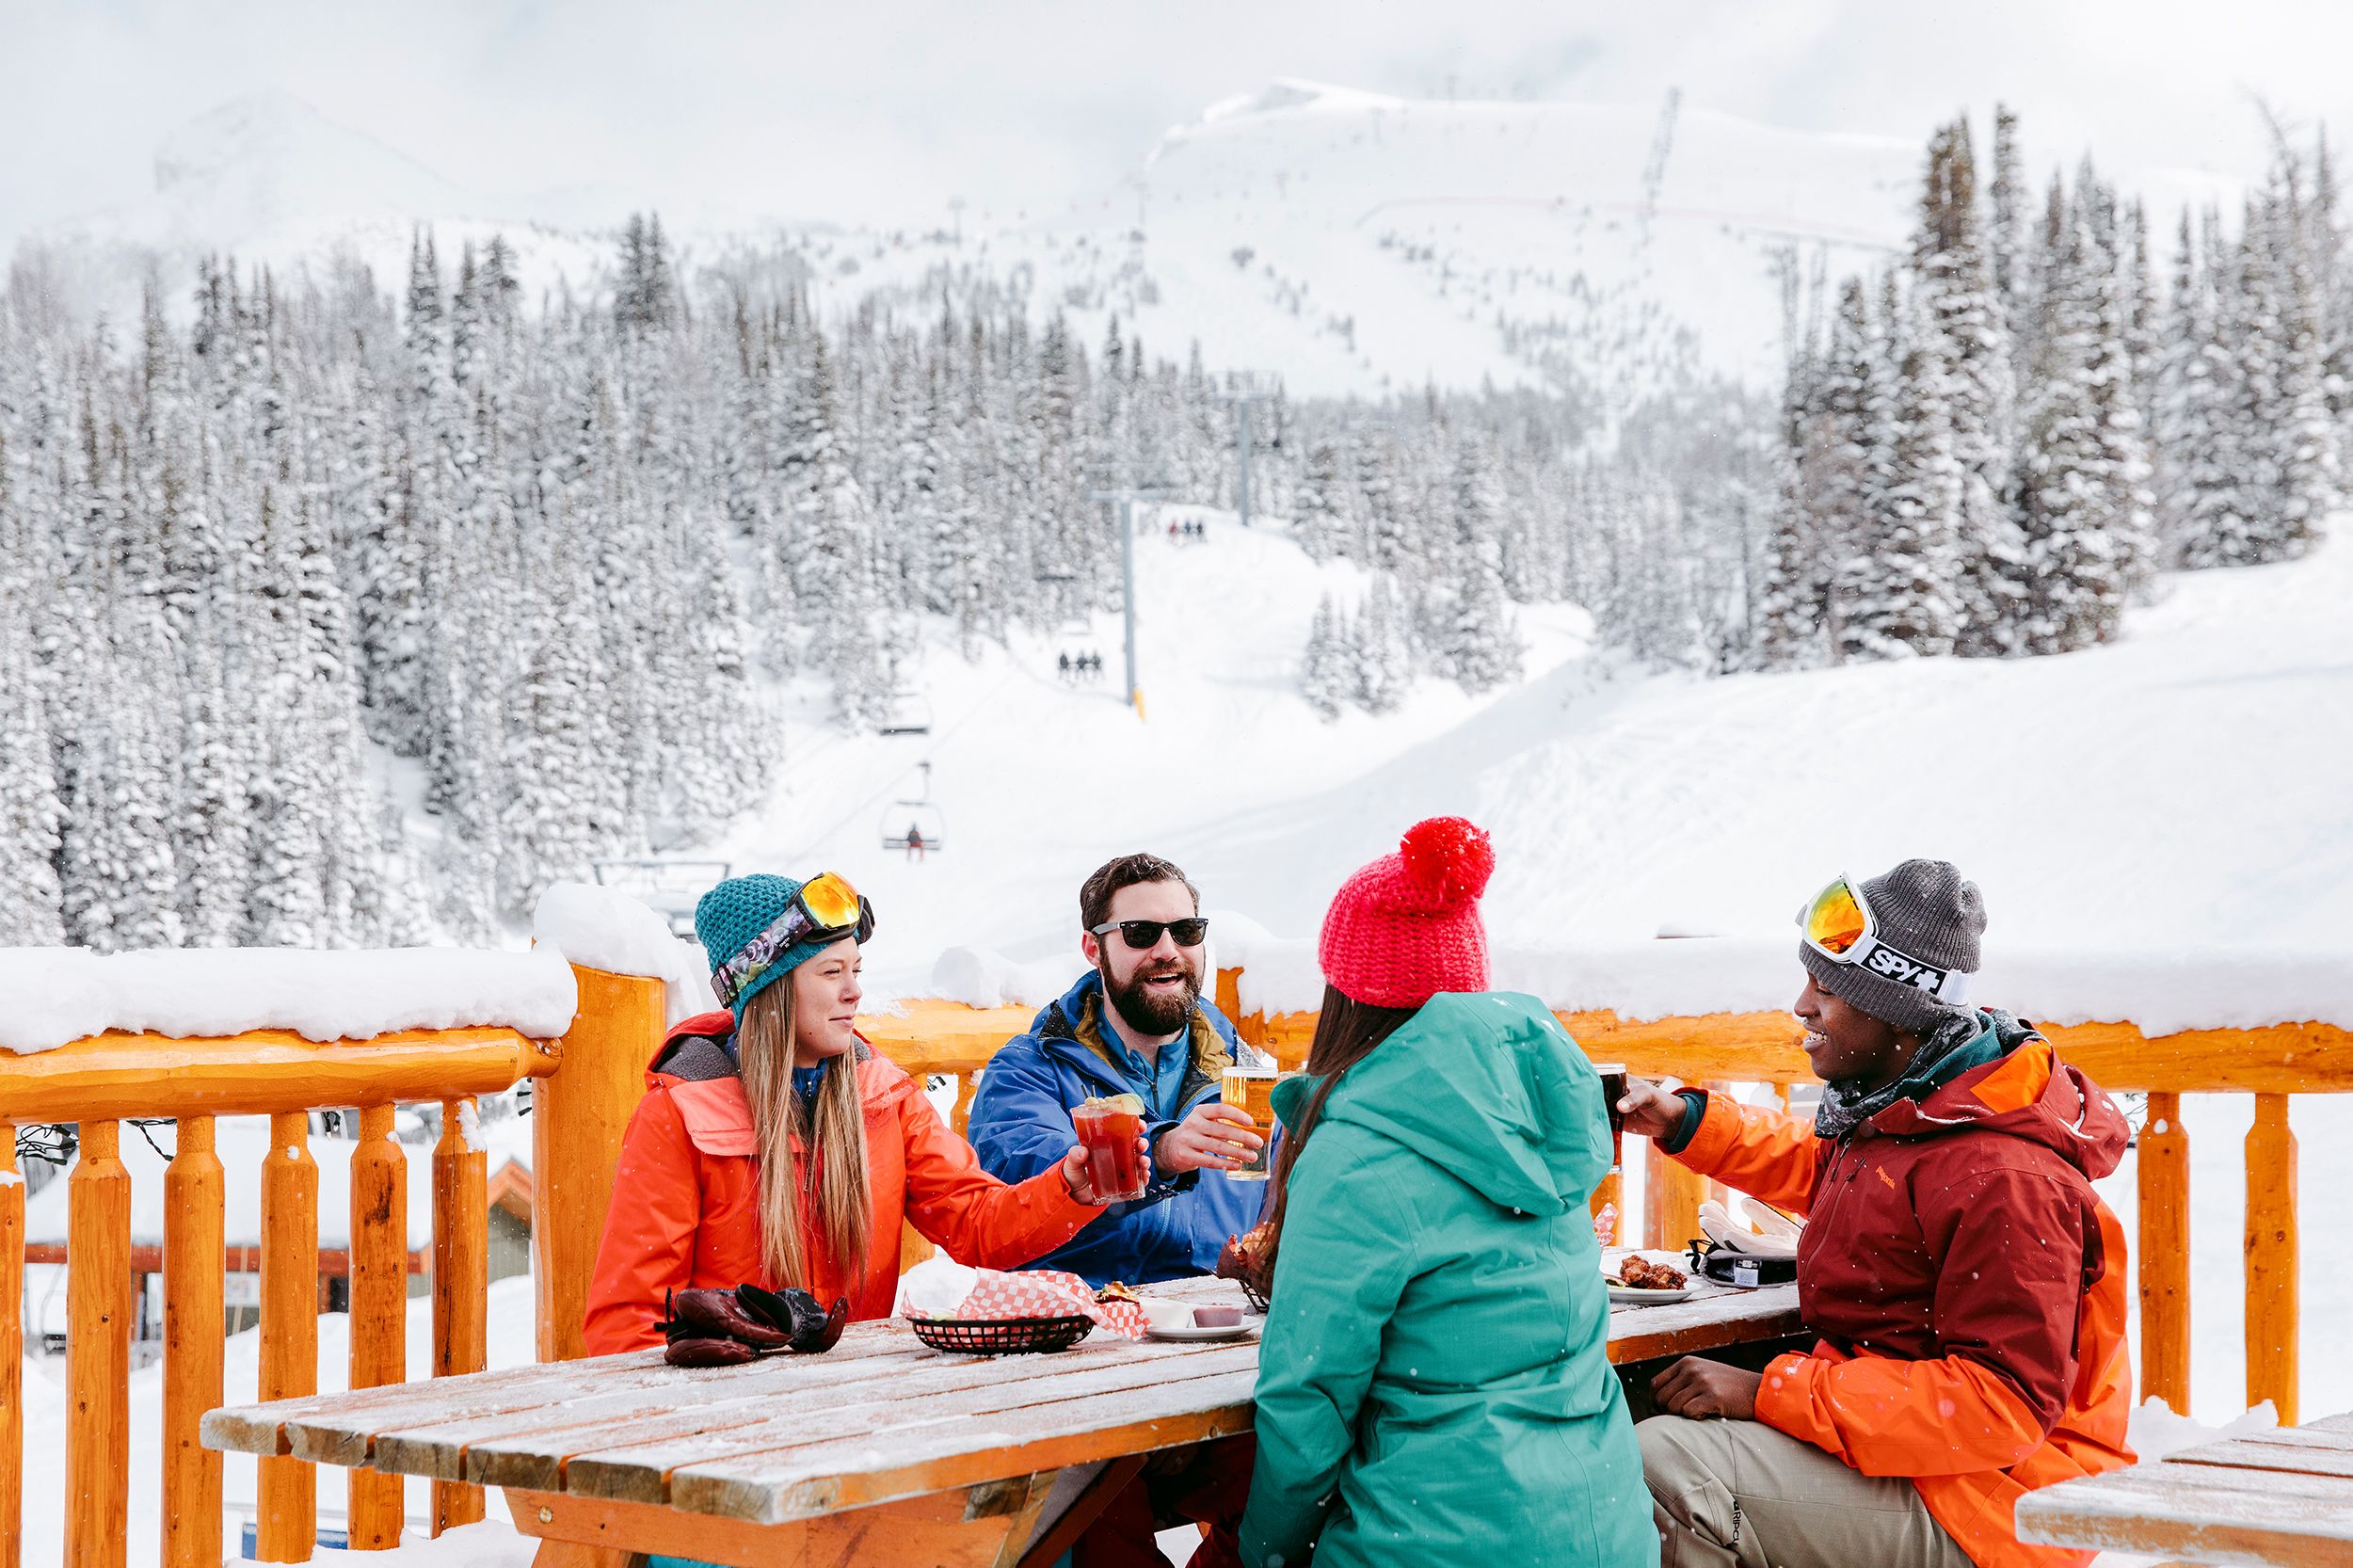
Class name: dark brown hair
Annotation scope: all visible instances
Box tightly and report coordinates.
[1257,983,1421,1288]
[1080,852,1199,932]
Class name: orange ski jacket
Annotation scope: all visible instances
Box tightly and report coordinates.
[1669,1033,2134,1568]
[584,1011,1102,1353]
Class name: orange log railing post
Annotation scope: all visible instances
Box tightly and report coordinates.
[2137,1092,2191,1415]
[164,1115,225,1568]
[65,1118,131,1568]
[431,1097,488,1535]
[1,1126,24,1568]
[1643,1135,1706,1254]
[347,1105,408,1548]
[2246,1092,2298,1424]
[535,965,664,1365]
[257,1112,319,1561]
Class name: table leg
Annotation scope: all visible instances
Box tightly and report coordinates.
[1014,1456,1146,1568]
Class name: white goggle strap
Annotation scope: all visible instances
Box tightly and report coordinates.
[1842,933,1972,1004]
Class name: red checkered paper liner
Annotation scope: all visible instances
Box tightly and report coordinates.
[908,1268,1147,1339]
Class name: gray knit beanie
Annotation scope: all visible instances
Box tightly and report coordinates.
[1799,859,1985,1035]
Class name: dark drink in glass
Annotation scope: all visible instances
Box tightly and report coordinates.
[1594,1064,1628,1142]
[1073,1094,1149,1202]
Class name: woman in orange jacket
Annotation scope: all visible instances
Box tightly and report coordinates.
[584,870,1121,1355]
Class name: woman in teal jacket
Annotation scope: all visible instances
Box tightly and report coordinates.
[1237,819,1654,1568]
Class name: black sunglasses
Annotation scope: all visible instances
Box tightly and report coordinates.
[1089,917,1209,950]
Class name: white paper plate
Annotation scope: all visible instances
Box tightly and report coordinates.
[1145,1320,1259,1342]
[1607,1284,1696,1305]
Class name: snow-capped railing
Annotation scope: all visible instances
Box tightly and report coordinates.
[1215,940,2353,1431]
[0,943,672,1568]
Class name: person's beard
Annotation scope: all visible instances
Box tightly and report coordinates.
[1102,952,1203,1037]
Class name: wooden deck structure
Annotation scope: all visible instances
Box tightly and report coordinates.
[4,949,2348,1564]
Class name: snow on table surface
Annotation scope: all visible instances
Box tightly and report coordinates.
[1219,929,2353,1036]
[529,881,715,1027]
[0,945,578,1055]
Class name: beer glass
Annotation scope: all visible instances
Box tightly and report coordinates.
[1221,1065,1281,1181]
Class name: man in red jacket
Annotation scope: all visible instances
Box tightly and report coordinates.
[1619,860,2134,1568]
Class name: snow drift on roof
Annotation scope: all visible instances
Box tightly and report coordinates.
[0,947,577,1055]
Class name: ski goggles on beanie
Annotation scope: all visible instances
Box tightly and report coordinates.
[1797,874,1971,1003]
[712,872,876,1010]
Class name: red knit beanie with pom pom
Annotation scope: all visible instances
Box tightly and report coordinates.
[1318,817,1497,1009]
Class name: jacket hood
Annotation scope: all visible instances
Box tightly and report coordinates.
[1276,991,1609,1217]
[1870,1029,2129,1181]
[1029,968,1238,1086]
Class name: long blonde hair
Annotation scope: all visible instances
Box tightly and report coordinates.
[738,976,872,1289]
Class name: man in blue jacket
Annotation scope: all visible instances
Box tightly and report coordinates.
[968,852,1267,1288]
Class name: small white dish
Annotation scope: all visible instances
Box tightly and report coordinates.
[1145,1320,1258,1342]
[1607,1284,1696,1306]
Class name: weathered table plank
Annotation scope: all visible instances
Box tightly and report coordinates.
[2016,1456,2353,1566]
[205,1268,1803,1537]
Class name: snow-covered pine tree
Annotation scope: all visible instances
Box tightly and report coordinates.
[1840,295,1963,660]
[2013,183,2128,653]
[1440,435,1524,694]
[1299,592,1350,718]
[1293,437,1348,561]
[1353,573,1414,714]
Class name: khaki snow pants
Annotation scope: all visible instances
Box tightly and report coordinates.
[1639,1415,1977,1568]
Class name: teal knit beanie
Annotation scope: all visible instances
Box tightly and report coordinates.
[696,873,857,1021]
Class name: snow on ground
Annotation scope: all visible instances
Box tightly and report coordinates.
[0,946,576,1055]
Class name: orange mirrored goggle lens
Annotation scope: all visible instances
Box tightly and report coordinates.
[1802,880,1869,954]
[800,872,863,930]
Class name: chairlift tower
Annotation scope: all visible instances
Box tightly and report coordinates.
[1090,485,1167,718]
[1219,376,1278,529]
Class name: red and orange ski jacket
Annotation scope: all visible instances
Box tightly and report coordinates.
[584,1011,1102,1354]
[1669,1031,2134,1568]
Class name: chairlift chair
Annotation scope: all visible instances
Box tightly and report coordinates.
[590,857,734,936]
[879,762,947,856]
[879,689,932,737]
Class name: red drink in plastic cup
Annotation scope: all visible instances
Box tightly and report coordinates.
[1073,1094,1149,1202]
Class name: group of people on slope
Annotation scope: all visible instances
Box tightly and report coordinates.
[583,824,2136,1568]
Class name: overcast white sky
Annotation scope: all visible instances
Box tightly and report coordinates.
[5,0,2352,250]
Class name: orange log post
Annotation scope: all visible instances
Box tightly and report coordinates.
[164,1115,226,1568]
[432,1097,489,1535]
[65,1119,132,1568]
[1644,1133,1706,1254]
[0,1128,24,1568]
[535,965,664,1365]
[2137,1091,2190,1415]
[2245,1092,2298,1425]
[257,1112,320,1561]
[347,1105,408,1549]
[1588,1166,1624,1248]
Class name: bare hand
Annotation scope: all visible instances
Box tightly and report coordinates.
[1651,1357,1763,1420]
[1617,1077,1689,1140]
[1155,1103,1266,1174]
[1061,1138,1152,1206]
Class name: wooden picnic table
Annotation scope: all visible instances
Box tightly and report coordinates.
[204,1260,1801,1568]
[2015,1412,2353,1566]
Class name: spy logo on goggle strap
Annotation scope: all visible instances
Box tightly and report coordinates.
[1863,946,1950,993]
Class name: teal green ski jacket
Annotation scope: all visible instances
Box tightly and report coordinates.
[1237,992,1656,1568]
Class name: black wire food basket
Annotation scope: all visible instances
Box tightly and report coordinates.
[907,1314,1096,1354]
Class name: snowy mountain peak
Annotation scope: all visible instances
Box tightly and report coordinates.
[142,90,477,232]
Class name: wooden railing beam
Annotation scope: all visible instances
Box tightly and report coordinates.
[347,1104,407,1548]
[257,1112,319,1561]
[163,1115,225,1568]
[65,1119,131,1568]
[1,1126,24,1568]
[2,1026,559,1124]
[431,1096,489,1535]
[2246,1092,2298,1425]
[535,965,664,1366]
[2137,1091,2190,1415]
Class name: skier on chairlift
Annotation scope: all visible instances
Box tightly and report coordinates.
[905,824,926,864]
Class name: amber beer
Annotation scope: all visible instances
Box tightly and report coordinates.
[1222,1065,1281,1181]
